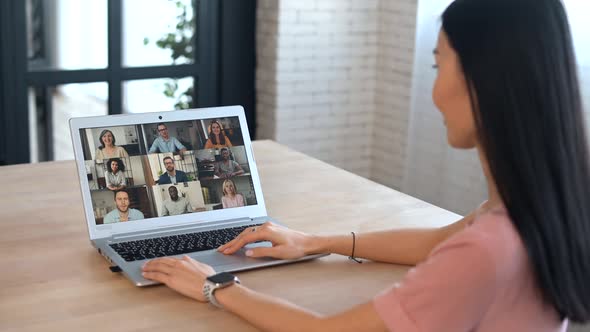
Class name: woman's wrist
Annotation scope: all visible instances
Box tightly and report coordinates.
[214,282,247,309]
[304,234,330,255]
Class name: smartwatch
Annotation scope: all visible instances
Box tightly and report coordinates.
[203,272,240,308]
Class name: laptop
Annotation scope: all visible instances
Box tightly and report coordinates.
[70,105,326,286]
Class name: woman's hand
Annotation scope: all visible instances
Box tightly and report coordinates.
[218,222,317,259]
[142,255,215,302]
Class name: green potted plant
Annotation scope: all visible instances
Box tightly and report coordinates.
[143,0,197,110]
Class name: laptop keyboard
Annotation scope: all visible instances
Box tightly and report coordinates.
[109,224,262,262]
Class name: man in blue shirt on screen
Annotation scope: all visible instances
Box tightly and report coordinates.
[149,123,187,155]
[103,189,144,224]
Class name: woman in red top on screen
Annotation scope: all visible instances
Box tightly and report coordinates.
[142,0,590,330]
[204,121,233,149]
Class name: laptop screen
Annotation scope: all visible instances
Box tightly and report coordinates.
[78,116,259,226]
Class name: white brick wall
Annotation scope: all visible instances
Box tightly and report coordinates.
[256,0,379,178]
[371,0,417,189]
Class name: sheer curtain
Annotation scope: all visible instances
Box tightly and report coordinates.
[402,0,590,215]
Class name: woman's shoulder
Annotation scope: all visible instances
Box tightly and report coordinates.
[115,146,128,155]
[440,208,526,278]
[447,209,517,246]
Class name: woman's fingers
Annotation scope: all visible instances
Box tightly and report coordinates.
[245,245,285,258]
[218,223,273,252]
[142,257,179,274]
[217,226,252,252]
[142,271,170,284]
[221,230,273,255]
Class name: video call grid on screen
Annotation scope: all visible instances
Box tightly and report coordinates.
[79,117,258,225]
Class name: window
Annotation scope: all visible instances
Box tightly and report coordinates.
[0,0,256,164]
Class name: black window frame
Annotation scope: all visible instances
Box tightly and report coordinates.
[0,0,256,165]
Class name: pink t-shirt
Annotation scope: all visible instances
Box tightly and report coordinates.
[373,208,568,332]
[222,194,245,208]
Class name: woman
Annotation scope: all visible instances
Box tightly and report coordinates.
[95,129,129,160]
[204,121,233,149]
[105,158,127,191]
[220,179,245,208]
[142,0,590,330]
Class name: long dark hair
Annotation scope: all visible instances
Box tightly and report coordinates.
[209,120,227,145]
[106,158,125,173]
[442,0,590,322]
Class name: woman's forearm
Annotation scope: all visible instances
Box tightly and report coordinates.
[215,284,387,332]
[216,284,322,331]
[307,212,473,265]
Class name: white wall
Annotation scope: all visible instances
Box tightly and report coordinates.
[256,0,380,178]
[372,0,418,188]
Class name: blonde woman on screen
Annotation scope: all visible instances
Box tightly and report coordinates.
[221,179,245,208]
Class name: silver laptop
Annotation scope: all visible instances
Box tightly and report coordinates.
[70,105,326,286]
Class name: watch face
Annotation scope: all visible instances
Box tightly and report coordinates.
[207,272,236,284]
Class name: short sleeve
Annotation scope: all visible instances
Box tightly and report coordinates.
[120,147,129,158]
[373,231,497,332]
[103,211,116,224]
[148,139,159,153]
[134,210,145,219]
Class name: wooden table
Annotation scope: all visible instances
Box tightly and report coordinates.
[0,140,460,331]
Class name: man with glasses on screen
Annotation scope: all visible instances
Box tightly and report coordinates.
[157,157,189,185]
[148,123,187,155]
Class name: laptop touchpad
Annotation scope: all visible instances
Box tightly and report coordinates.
[188,241,274,266]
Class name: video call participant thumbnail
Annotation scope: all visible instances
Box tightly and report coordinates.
[103,189,145,224]
[204,121,233,149]
[105,158,127,191]
[149,123,187,155]
[214,148,244,179]
[221,179,245,209]
[161,186,194,216]
[95,129,129,160]
[158,156,189,185]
